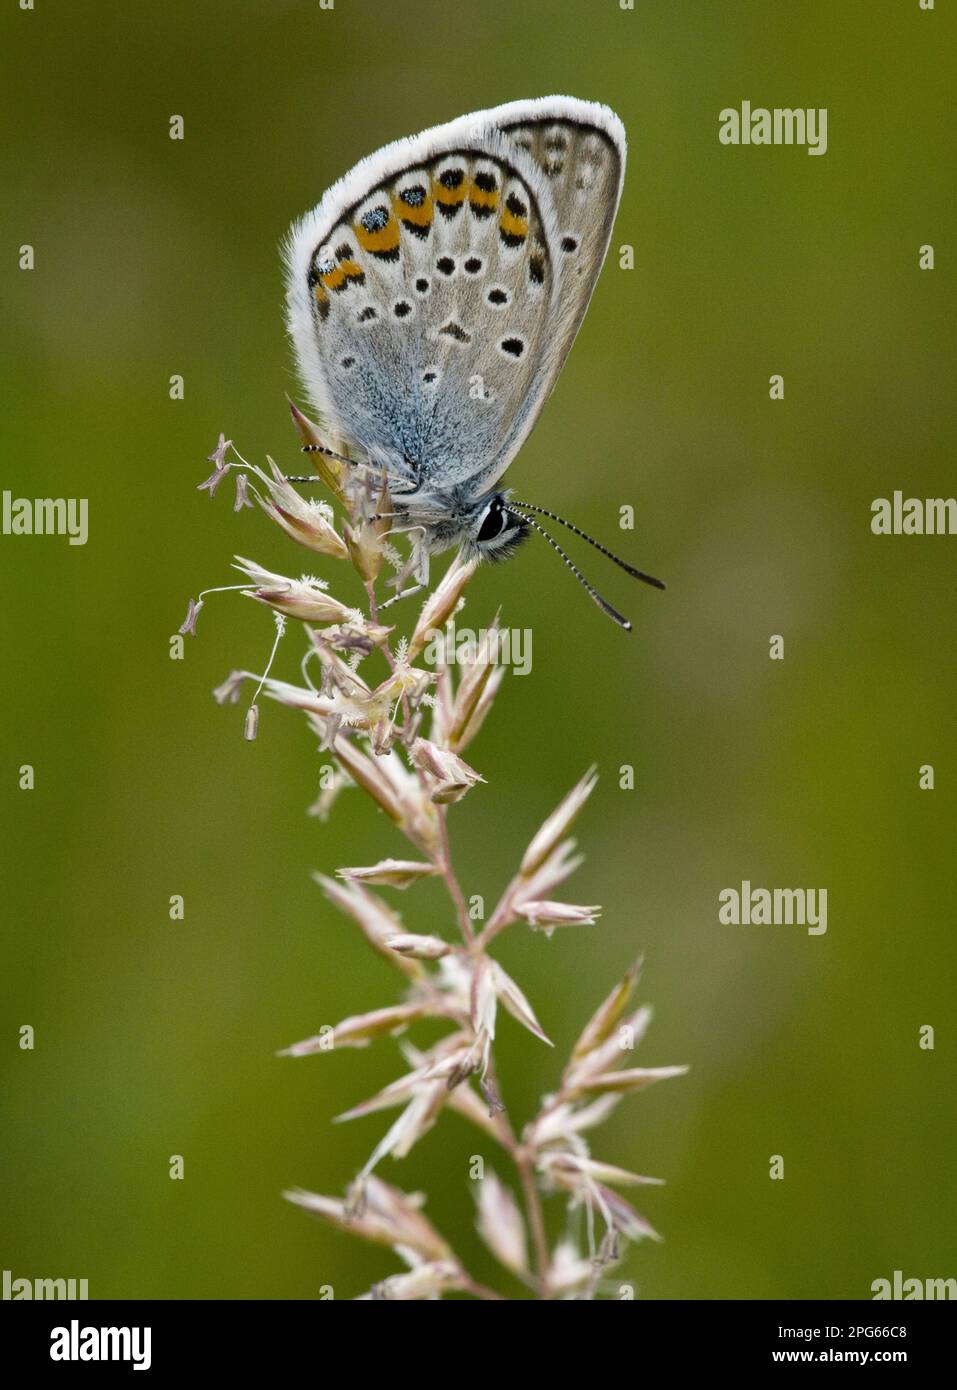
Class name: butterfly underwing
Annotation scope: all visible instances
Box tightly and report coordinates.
[284,97,663,627]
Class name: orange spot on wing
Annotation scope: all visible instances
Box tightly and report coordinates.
[321,259,364,292]
[394,194,433,227]
[355,218,400,255]
[432,178,467,208]
[499,209,529,241]
[468,181,499,212]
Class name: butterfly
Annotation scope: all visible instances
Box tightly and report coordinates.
[283,96,664,629]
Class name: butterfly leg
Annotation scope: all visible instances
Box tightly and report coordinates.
[378,540,430,610]
[377,582,424,611]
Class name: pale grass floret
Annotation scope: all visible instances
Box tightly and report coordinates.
[517,900,603,928]
[475,1170,529,1279]
[337,859,439,890]
[384,933,453,960]
[256,458,349,559]
[234,556,354,624]
[520,766,599,877]
[407,552,477,660]
[191,418,686,1299]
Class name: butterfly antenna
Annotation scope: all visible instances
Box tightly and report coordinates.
[509,499,665,590]
[504,506,633,631]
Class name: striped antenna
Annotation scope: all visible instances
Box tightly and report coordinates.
[504,506,633,631]
[508,499,665,591]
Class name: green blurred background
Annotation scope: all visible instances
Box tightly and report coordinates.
[2,0,955,1300]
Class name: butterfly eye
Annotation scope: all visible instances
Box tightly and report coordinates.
[477,503,505,543]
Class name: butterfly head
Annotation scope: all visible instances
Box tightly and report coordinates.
[470,492,531,563]
[393,486,531,563]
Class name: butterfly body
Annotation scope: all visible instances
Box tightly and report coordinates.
[285,97,662,624]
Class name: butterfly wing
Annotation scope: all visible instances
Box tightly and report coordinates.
[284,97,624,496]
[482,98,626,490]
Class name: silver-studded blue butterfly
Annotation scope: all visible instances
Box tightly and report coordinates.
[284,96,664,629]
